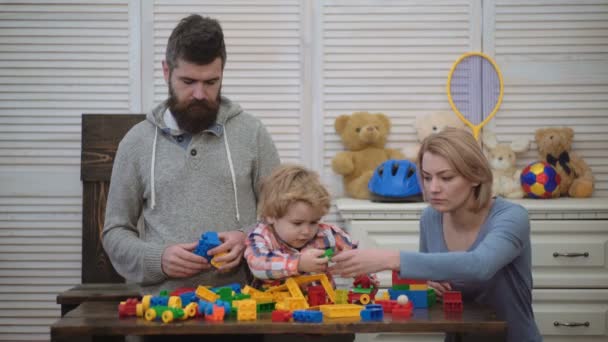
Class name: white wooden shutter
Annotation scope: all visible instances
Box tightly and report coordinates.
[320,0,481,196]
[0,0,136,341]
[485,0,608,197]
[147,0,305,163]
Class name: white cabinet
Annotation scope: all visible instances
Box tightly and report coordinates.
[336,197,608,342]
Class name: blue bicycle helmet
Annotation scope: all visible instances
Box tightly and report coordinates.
[368,159,422,202]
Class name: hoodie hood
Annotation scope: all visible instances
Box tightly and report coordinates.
[146,96,244,222]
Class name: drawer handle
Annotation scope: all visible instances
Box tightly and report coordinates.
[552,252,589,258]
[553,321,590,327]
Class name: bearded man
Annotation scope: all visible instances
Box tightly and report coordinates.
[102,14,280,310]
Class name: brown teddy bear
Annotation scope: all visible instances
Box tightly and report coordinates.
[535,127,594,198]
[332,112,404,199]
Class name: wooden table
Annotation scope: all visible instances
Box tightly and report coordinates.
[56,283,141,316]
[51,301,506,342]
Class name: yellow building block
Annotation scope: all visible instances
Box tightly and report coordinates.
[319,304,364,318]
[284,297,308,310]
[195,285,219,302]
[335,289,349,304]
[285,278,305,300]
[410,284,428,290]
[242,285,265,297]
[271,291,291,302]
[235,299,257,321]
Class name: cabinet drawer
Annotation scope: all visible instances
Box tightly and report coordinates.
[533,289,608,340]
[531,221,608,288]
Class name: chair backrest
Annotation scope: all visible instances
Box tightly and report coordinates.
[81,114,145,283]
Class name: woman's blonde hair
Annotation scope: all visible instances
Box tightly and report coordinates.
[258,164,331,219]
[416,127,493,212]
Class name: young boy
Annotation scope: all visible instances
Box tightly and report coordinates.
[244,164,358,288]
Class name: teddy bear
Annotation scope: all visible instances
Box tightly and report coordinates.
[535,127,594,198]
[482,130,530,198]
[332,112,404,199]
[403,111,468,160]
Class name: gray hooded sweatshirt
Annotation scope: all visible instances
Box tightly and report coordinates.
[102,96,280,294]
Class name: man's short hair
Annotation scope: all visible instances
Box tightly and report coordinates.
[165,14,226,71]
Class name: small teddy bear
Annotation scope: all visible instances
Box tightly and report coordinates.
[332,112,404,199]
[535,127,594,198]
[482,130,530,198]
[403,111,468,160]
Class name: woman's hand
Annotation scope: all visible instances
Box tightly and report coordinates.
[329,249,400,277]
[427,281,452,297]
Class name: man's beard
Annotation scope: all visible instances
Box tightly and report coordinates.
[167,85,221,134]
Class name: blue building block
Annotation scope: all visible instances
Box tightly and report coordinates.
[194,231,221,260]
[179,291,197,304]
[293,310,323,323]
[215,299,232,314]
[360,307,383,321]
[389,289,428,308]
[150,296,169,307]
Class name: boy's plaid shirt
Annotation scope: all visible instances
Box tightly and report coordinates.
[244,221,356,288]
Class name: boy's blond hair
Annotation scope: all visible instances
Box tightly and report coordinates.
[258,164,331,219]
[416,127,493,212]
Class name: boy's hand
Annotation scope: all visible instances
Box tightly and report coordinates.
[297,248,329,273]
[161,242,211,278]
[208,230,247,272]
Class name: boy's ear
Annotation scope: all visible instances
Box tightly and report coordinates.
[265,217,275,225]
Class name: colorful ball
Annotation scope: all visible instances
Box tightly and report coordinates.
[520,161,561,199]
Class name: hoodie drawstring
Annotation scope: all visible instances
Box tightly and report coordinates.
[150,127,158,209]
[223,126,240,223]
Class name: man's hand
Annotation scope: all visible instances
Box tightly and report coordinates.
[207,230,247,272]
[298,248,329,273]
[161,242,211,278]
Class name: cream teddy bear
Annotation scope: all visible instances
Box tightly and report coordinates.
[403,111,468,161]
[482,130,530,199]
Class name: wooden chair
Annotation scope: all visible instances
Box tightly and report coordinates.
[56,114,145,316]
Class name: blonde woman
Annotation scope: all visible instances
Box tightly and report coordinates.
[331,128,541,342]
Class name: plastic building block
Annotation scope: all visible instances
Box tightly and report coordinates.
[348,292,371,305]
[427,288,437,307]
[392,295,413,318]
[293,274,337,304]
[205,305,225,321]
[194,231,221,261]
[170,287,196,296]
[167,296,182,308]
[410,284,428,290]
[144,306,185,323]
[319,304,363,318]
[257,302,276,313]
[392,270,426,286]
[195,285,219,302]
[293,310,323,323]
[335,289,349,304]
[118,298,139,318]
[374,299,398,313]
[150,295,169,307]
[234,299,257,321]
[323,248,334,260]
[307,285,328,307]
[360,306,383,321]
[210,251,228,268]
[443,291,463,312]
[389,289,428,308]
[183,302,198,318]
[271,309,293,322]
[178,291,197,305]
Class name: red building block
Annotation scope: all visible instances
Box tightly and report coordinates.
[392,270,426,286]
[271,310,293,322]
[118,298,139,318]
[307,285,328,307]
[443,291,463,312]
[392,301,413,319]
